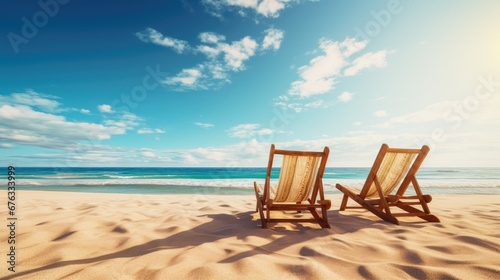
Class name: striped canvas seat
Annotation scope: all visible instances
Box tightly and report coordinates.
[365,151,417,198]
[273,154,321,202]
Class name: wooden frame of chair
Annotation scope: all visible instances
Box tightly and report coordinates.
[254,144,331,229]
[336,143,440,225]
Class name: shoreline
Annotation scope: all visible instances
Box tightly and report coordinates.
[14,184,500,196]
[1,191,499,279]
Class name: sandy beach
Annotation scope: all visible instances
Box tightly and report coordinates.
[1,191,499,279]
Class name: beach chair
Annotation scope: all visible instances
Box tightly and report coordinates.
[254,144,331,229]
[336,143,440,225]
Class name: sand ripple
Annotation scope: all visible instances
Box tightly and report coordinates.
[0,192,498,279]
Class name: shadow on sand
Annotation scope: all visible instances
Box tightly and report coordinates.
[3,209,395,279]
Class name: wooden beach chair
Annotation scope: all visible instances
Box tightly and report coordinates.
[254,144,331,228]
[336,143,440,225]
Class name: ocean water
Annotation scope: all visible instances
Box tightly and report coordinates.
[5,167,500,195]
[9,167,500,195]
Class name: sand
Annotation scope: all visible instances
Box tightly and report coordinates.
[1,191,499,279]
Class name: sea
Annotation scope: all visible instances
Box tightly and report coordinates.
[9,167,500,195]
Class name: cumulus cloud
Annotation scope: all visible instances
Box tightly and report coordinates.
[141,150,157,158]
[135,28,189,53]
[375,101,454,128]
[202,0,309,18]
[289,39,347,98]
[304,100,325,109]
[227,123,273,138]
[262,28,284,51]
[0,143,14,148]
[138,28,284,90]
[0,92,142,151]
[288,38,388,98]
[199,32,226,44]
[257,0,286,17]
[221,36,258,71]
[277,37,388,112]
[98,104,113,113]
[0,90,61,112]
[338,91,354,103]
[373,110,388,117]
[340,37,367,57]
[344,51,388,76]
[0,90,91,115]
[137,128,166,134]
[163,68,204,89]
[195,122,215,128]
[0,104,125,149]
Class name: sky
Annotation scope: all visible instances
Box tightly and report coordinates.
[1,0,499,167]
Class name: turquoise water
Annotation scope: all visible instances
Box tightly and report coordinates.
[10,167,500,195]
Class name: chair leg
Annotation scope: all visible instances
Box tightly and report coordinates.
[360,201,399,225]
[256,199,266,228]
[339,194,349,211]
[397,204,440,222]
[254,183,267,228]
[310,208,331,229]
[321,205,331,229]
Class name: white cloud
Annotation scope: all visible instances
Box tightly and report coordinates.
[199,32,226,44]
[373,110,388,117]
[207,63,229,80]
[168,139,271,166]
[195,122,215,128]
[104,120,127,128]
[102,111,142,132]
[197,45,221,58]
[98,104,113,113]
[137,128,166,134]
[141,150,157,158]
[0,90,61,112]
[338,91,354,102]
[0,104,126,149]
[340,37,367,57]
[304,100,324,108]
[344,51,388,76]
[262,28,284,51]
[135,28,189,53]
[257,0,286,18]
[155,29,282,90]
[289,38,345,97]
[221,36,258,71]
[227,0,258,8]
[0,91,95,115]
[274,94,333,113]
[375,101,455,128]
[202,0,305,18]
[227,123,273,138]
[288,37,388,98]
[164,67,204,88]
[0,92,147,152]
[9,125,498,167]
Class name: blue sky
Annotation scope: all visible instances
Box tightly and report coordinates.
[1,0,499,167]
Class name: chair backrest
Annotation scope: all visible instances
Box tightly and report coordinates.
[361,144,430,198]
[266,145,329,203]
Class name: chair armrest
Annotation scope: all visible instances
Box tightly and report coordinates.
[317,199,331,210]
